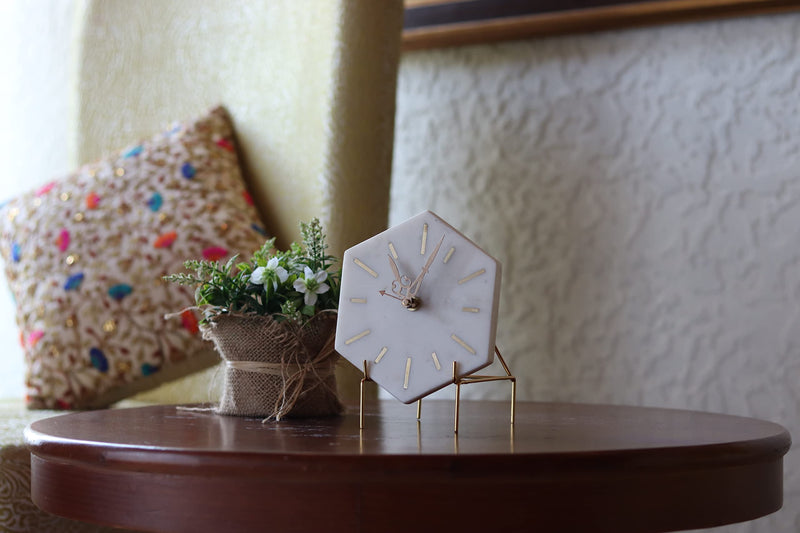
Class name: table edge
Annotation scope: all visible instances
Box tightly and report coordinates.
[25,402,792,479]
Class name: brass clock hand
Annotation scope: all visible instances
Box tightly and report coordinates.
[387,254,414,297]
[380,254,420,309]
[387,254,403,283]
[379,289,404,301]
[379,289,419,309]
[409,234,445,297]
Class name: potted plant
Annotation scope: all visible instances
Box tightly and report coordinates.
[165,219,342,420]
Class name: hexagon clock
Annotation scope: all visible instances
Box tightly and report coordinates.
[335,211,513,425]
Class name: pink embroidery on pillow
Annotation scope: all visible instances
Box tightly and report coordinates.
[56,229,70,252]
[202,246,228,261]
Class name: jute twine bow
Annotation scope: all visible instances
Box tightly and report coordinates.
[251,321,339,421]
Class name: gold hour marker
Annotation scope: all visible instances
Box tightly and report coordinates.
[350,298,367,304]
[345,329,371,345]
[353,258,378,278]
[431,352,441,370]
[443,247,455,264]
[421,223,428,255]
[458,268,486,285]
[462,307,480,313]
[451,334,476,354]
[388,242,398,259]
[404,357,412,389]
[375,346,388,363]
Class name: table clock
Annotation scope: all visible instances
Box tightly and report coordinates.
[335,211,515,432]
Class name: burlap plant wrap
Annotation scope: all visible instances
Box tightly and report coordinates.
[201,311,343,420]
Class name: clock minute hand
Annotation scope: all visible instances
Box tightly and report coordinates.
[409,234,445,297]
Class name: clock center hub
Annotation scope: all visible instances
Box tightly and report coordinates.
[402,296,420,311]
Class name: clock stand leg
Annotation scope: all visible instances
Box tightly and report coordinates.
[453,361,462,434]
[359,359,425,428]
[360,360,372,430]
[360,347,516,434]
[452,346,516,434]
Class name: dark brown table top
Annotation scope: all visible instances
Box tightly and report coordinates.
[26,400,790,533]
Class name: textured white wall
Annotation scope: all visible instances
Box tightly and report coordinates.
[391,14,799,533]
[0,0,78,399]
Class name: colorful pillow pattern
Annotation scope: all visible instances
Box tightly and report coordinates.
[0,106,268,409]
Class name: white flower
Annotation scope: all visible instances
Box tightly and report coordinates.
[249,267,267,284]
[293,266,330,306]
[249,257,288,290]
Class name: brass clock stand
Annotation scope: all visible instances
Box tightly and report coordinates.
[359,346,516,433]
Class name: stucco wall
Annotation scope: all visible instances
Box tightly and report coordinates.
[391,13,800,532]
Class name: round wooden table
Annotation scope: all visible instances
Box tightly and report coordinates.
[26,401,790,533]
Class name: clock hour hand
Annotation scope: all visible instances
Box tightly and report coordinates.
[409,234,445,297]
[388,254,403,283]
[387,254,416,302]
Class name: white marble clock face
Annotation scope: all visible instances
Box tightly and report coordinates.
[335,211,501,404]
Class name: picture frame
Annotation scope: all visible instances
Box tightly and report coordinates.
[403,0,800,50]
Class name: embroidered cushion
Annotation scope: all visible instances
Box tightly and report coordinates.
[0,106,268,409]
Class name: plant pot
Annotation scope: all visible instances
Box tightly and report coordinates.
[201,311,342,420]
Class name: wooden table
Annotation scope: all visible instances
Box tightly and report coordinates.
[25,401,790,533]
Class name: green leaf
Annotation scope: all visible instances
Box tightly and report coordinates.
[224,254,240,273]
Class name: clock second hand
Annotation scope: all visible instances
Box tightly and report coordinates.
[379,288,420,310]
[409,233,445,298]
[379,289,404,301]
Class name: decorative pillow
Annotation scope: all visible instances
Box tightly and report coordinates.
[0,106,269,409]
